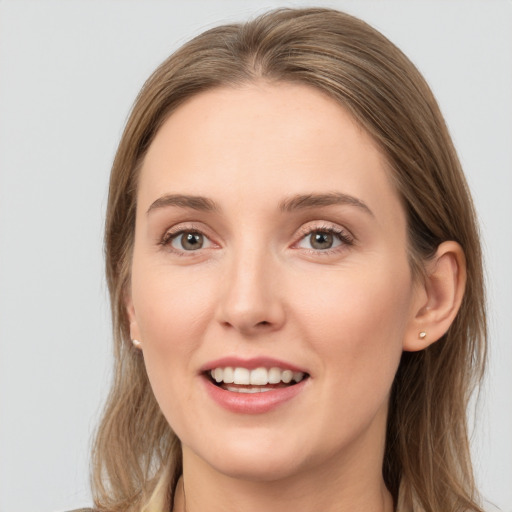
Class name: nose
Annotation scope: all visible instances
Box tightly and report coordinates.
[215,248,286,336]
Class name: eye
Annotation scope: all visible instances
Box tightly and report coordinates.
[165,230,213,251]
[296,226,353,252]
[298,230,341,250]
[303,231,338,250]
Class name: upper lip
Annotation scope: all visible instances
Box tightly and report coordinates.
[200,356,309,374]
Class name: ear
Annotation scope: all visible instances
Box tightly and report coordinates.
[403,241,466,352]
[125,290,142,347]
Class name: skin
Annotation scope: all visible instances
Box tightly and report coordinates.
[127,82,466,512]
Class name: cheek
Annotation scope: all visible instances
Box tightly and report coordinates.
[130,266,217,416]
[284,260,412,451]
[133,265,215,346]
[294,258,412,390]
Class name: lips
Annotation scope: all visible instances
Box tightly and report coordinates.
[201,356,308,374]
[210,367,306,387]
[201,357,310,413]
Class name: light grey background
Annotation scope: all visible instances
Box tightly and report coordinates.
[0,1,511,511]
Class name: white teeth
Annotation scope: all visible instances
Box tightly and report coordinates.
[209,366,306,386]
[250,367,268,385]
[281,370,293,384]
[293,371,303,382]
[225,386,274,393]
[293,372,305,382]
[233,367,250,385]
[213,367,223,383]
[268,367,281,384]
[223,366,234,384]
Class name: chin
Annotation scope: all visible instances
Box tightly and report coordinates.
[188,432,312,482]
[209,454,305,483]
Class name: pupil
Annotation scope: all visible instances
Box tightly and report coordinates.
[311,231,333,250]
[182,232,203,250]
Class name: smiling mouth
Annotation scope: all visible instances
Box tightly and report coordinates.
[206,366,309,393]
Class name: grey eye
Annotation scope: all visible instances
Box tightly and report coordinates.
[296,229,345,251]
[172,232,205,251]
[309,231,334,250]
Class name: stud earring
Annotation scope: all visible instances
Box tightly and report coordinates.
[418,331,427,340]
[132,339,142,349]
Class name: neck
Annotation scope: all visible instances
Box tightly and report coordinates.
[173,438,393,512]
[172,400,393,512]
[174,472,393,512]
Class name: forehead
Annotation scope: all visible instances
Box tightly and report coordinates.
[144,81,380,170]
[138,82,402,226]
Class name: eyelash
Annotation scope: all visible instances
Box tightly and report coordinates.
[158,223,354,256]
[293,224,355,255]
[158,224,210,256]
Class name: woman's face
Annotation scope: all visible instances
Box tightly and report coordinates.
[128,82,423,482]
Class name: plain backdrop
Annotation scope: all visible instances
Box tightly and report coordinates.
[0,1,511,511]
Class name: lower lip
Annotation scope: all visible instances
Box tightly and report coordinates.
[202,375,308,414]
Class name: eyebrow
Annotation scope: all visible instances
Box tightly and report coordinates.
[146,192,373,217]
[146,194,220,214]
[279,192,374,216]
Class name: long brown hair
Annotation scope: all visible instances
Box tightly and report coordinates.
[92,8,486,512]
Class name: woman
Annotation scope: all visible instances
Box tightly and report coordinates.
[88,8,486,512]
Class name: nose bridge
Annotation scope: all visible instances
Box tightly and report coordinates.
[217,238,284,334]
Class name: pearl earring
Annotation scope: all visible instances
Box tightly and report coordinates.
[418,331,427,340]
[132,339,142,349]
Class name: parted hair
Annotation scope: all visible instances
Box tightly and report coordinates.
[93,8,486,512]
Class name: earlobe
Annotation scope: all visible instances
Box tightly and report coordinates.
[125,293,142,348]
[403,241,466,352]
